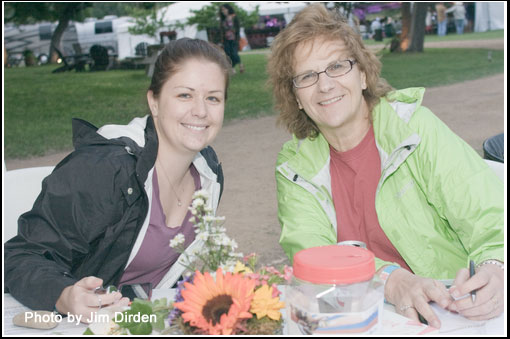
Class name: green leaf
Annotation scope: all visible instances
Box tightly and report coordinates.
[83,327,95,335]
[115,299,154,335]
[126,321,153,335]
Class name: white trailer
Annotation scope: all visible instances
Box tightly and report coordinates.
[74,16,159,60]
[4,22,78,65]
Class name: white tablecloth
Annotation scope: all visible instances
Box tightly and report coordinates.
[3,290,504,335]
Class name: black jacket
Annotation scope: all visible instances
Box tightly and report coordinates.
[4,116,223,311]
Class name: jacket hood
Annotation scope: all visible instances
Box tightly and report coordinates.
[72,115,158,185]
[71,115,150,151]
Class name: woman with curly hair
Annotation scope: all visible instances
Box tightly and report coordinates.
[268,4,503,329]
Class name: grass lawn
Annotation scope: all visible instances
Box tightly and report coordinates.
[4,43,504,159]
[363,29,504,46]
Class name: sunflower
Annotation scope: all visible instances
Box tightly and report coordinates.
[174,268,257,335]
[250,284,286,321]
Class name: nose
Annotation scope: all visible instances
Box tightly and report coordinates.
[192,97,208,118]
[317,71,335,93]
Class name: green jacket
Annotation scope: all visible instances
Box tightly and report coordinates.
[276,88,503,279]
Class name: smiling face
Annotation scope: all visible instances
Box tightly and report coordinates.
[148,58,225,156]
[293,36,369,149]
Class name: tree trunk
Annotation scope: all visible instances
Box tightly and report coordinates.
[407,3,428,52]
[399,3,412,52]
[50,20,70,63]
[49,4,79,63]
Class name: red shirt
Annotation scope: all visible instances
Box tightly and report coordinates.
[330,125,412,272]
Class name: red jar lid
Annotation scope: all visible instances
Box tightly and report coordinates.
[293,245,375,284]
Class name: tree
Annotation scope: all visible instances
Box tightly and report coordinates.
[186,2,259,43]
[397,2,428,53]
[4,2,92,63]
[127,5,169,40]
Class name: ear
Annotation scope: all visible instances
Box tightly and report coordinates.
[147,91,158,117]
[296,97,304,110]
[361,71,367,90]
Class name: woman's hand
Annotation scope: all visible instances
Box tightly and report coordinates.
[384,268,453,329]
[447,264,504,320]
[55,276,129,323]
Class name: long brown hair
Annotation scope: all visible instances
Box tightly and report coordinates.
[267,4,393,139]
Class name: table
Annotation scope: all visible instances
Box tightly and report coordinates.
[3,290,504,335]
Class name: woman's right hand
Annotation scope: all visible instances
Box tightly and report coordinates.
[55,276,129,323]
[384,268,453,329]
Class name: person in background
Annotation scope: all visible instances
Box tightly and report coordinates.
[268,3,503,329]
[425,6,434,35]
[464,2,475,33]
[446,2,467,35]
[370,17,383,41]
[219,3,245,74]
[4,38,230,323]
[435,2,447,36]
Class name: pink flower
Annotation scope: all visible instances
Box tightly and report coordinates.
[283,266,293,282]
[271,284,281,298]
[243,253,257,263]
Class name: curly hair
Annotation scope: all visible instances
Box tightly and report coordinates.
[267,4,393,139]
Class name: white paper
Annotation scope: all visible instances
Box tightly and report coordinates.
[429,302,505,335]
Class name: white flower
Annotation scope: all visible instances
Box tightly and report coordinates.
[169,233,185,248]
[220,236,231,247]
[191,247,203,256]
[193,189,209,199]
[204,215,215,223]
[197,232,209,241]
[192,198,205,208]
[228,239,238,249]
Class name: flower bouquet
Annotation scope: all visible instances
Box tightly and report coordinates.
[85,191,291,335]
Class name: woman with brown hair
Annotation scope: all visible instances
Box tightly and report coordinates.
[268,4,503,328]
[5,38,231,323]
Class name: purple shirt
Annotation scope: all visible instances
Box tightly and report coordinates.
[119,165,201,288]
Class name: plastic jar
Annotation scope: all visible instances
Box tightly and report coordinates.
[285,245,384,335]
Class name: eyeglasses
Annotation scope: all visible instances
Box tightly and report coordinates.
[293,59,357,89]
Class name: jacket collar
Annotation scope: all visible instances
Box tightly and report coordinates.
[284,88,426,180]
[71,115,158,184]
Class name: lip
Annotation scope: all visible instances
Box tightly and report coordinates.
[318,95,345,106]
[182,123,208,131]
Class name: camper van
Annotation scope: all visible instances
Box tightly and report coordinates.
[5,16,158,66]
[74,16,158,60]
[5,22,78,65]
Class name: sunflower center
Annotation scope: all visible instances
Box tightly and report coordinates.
[202,294,233,325]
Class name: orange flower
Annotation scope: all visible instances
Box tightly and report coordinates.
[174,268,256,335]
[250,284,285,321]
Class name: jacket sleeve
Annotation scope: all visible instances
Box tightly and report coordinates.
[412,107,504,266]
[4,151,123,311]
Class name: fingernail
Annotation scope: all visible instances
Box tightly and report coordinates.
[431,320,440,329]
[449,303,457,312]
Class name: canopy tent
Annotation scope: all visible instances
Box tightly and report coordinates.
[158,2,211,40]
[237,2,307,24]
[157,2,309,40]
[474,2,505,32]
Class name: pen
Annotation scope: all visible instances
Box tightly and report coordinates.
[469,260,476,303]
